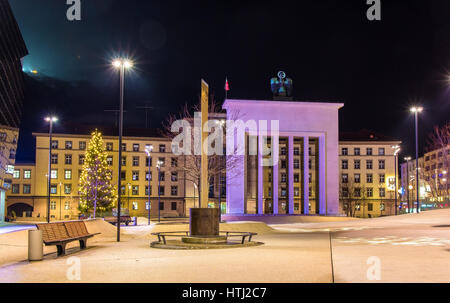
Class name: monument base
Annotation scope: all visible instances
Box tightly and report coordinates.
[182,236,227,244]
[190,208,219,236]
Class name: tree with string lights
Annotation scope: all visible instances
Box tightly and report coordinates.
[78,130,117,218]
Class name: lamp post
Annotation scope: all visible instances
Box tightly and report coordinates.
[45,116,58,223]
[112,58,133,242]
[217,119,226,222]
[404,156,412,213]
[156,160,163,223]
[59,182,62,220]
[392,145,401,215]
[410,106,423,213]
[193,183,198,208]
[145,145,153,225]
[127,183,131,212]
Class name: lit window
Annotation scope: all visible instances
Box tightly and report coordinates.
[50,201,56,210]
[65,141,72,150]
[65,170,72,180]
[79,141,86,150]
[13,169,20,179]
[51,170,58,179]
[132,202,138,210]
[24,170,31,179]
[133,144,140,152]
[23,184,31,194]
[65,154,72,165]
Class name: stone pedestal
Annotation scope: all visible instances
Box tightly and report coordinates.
[190,208,219,236]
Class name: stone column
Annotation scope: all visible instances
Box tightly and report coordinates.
[272,136,279,215]
[303,136,309,215]
[288,136,294,214]
[257,134,264,215]
[319,135,327,215]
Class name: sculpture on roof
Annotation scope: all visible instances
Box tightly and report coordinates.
[271,71,293,98]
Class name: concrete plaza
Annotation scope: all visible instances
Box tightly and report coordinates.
[0,209,449,283]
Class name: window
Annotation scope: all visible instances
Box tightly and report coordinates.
[65,154,72,165]
[309,173,312,183]
[342,160,348,169]
[64,201,71,210]
[159,186,165,195]
[379,188,385,197]
[171,158,178,167]
[280,147,287,155]
[378,148,385,155]
[379,160,385,169]
[106,142,113,151]
[342,148,348,155]
[159,144,166,153]
[308,147,312,156]
[294,174,299,183]
[171,186,178,196]
[64,170,72,180]
[281,188,287,197]
[367,188,373,197]
[145,186,151,195]
[366,160,373,170]
[159,171,165,181]
[367,174,373,183]
[146,171,152,181]
[268,173,272,182]
[354,160,360,169]
[366,148,373,156]
[355,188,361,197]
[11,184,19,194]
[121,143,126,151]
[146,202,151,210]
[159,202,164,210]
[132,171,139,181]
[171,202,177,211]
[342,174,348,183]
[294,187,300,196]
[132,156,139,166]
[9,148,16,159]
[379,174,385,183]
[79,141,86,150]
[121,171,126,180]
[145,157,152,167]
[342,187,349,197]
[121,156,126,166]
[51,154,58,164]
[281,173,287,183]
[309,159,312,169]
[132,202,138,210]
[50,185,57,194]
[354,148,360,155]
[294,159,300,169]
[171,172,178,182]
[51,169,58,179]
[51,140,58,149]
[120,186,126,195]
[132,186,139,195]
[13,169,20,179]
[65,141,72,149]
[50,201,56,210]
[268,187,272,197]
[107,156,113,166]
[354,174,361,183]
[368,203,373,211]
[64,184,72,194]
[133,144,140,152]
[158,157,165,167]
[24,170,31,179]
[79,155,85,165]
[281,160,287,169]
[294,147,300,156]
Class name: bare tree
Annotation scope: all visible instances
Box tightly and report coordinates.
[340,177,367,217]
[161,98,241,207]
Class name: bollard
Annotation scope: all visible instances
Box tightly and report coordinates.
[28,229,43,261]
[133,216,138,226]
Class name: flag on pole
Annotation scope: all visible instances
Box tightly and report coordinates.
[225,78,230,91]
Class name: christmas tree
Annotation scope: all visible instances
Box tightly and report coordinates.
[78,130,117,218]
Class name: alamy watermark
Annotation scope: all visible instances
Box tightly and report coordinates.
[366,256,381,281]
[66,0,81,21]
[66,256,81,281]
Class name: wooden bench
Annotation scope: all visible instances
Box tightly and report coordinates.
[36,221,100,256]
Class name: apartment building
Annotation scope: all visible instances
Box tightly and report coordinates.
[338,130,401,218]
[6,129,188,220]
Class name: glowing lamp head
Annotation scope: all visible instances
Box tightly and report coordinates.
[112,60,121,68]
[145,145,153,156]
[410,106,423,113]
[45,116,58,122]
[123,60,133,69]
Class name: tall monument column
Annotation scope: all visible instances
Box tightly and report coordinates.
[288,136,295,214]
[303,136,310,215]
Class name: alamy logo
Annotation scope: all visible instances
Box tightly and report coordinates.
[66,0,81,21]
[66,256,81,281]
[366,0,381,21]
[366,256,381,281]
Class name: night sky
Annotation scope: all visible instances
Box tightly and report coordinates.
[9,0,450,162]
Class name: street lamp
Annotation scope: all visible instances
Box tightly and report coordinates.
[145,145,153,225]
[59,182,62,220]
[45,116,58,223]
[410,106,423,213]
[156,160,163,223]
[127,183,131,212]
[112,58,133,242]
[404,156,412,213]
[392,145,401,215]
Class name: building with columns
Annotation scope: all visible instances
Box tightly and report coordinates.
[223,99,344,216]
